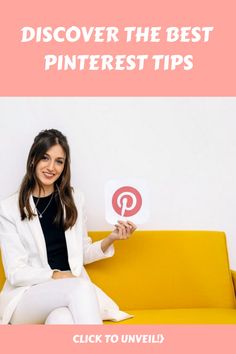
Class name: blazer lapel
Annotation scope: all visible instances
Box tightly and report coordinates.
[27,195,49,267]
[65,226,83,274]
[63,200,83,272]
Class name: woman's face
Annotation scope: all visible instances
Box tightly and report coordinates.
[35,144,66,190]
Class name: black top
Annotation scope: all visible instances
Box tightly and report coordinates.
[33,193,70,271]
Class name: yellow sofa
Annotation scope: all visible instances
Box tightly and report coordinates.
[86,230,236,324]
[1,230,236,323]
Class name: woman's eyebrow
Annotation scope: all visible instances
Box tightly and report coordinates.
[44,153,65,160]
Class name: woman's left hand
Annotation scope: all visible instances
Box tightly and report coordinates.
[101,220,137,253]
[109,220,137,241]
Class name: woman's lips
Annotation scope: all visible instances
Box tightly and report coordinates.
[43,172,55,179]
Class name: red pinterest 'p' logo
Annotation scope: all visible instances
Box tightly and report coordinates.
[112,186,142,217]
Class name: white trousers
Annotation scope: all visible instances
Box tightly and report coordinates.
[10,277,103,324]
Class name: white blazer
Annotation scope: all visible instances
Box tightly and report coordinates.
[0,190,132,324]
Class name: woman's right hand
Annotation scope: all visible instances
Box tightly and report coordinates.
[52,271,76,279]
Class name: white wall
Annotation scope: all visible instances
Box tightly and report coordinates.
[0,97,236,267]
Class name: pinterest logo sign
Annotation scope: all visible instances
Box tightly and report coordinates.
[105,179,149,224]
[112,186,142,217]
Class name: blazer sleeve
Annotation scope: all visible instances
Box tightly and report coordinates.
[0,202,54,287]
[75,191,115,265]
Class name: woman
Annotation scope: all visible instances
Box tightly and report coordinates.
[0,129,136,324]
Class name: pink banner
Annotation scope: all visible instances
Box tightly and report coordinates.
[0,0,235,96]
[0,325,236,354]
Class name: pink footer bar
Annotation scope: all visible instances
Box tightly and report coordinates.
[0,325,235,354]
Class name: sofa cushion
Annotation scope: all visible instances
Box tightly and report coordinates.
[0,253,4,290]
[104,308,236,324]
[87,231,236,309]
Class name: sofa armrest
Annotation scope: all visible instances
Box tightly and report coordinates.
[231,270,236,296]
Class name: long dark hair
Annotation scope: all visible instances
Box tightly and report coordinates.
[19,129,78,230]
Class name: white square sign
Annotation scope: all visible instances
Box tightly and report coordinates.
[105,179,150,225]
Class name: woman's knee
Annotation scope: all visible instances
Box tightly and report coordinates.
[45,307,74,324]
